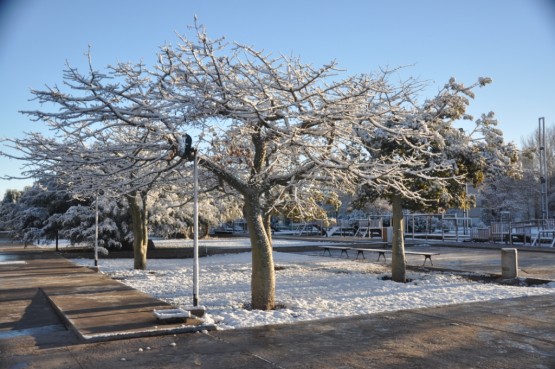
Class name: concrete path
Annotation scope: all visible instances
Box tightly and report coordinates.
[2,295,554,368]
[1,243,555,368]
[0,245,211,344]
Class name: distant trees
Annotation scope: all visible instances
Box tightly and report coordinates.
[478,167,533,222]
[476,123,555,223]
[0,179,80,244]
[0,181,235,250]
[519,125,555,218]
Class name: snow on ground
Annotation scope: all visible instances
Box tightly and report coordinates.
[37,236,337,249]
[150,237,337,248]
[72,243,555,331]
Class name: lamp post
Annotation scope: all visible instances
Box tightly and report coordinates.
[94,189,104,267]
[183,133,199,307]
[193,149,199,306]
[539,117,549,224]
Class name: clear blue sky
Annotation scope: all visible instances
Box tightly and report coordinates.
[1,0,554,195]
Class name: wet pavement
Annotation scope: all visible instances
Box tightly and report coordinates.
[1,242,555,368]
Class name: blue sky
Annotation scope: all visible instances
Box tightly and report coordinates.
[1,0,554,195]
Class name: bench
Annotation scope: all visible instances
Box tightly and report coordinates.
[351,248,440,266]
[318,242,388,258]
[406,250,440,266]
[350,248,391,261]
[319,245,351,257]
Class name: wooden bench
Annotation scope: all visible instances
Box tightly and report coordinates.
[405,250,440,266]
[318,245,351,257]
[351,248,391,261]
[351,248,440,266]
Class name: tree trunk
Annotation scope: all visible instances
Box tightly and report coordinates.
[262,213,273,247]
[127,192,149,270]
[243,196,275,310]
[391,193,407,282]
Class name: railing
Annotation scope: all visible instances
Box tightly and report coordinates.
[482,219,554,245]
[213,216,555,247]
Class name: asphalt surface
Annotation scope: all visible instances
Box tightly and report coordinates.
[1,241,555,368]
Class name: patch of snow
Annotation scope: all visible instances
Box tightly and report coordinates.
[0,261,26,265]
[153,308,191,320]
[38,237,335,249]
[72,250,555,330]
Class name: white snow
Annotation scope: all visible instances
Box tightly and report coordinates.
[71,240,555,331]
[150,237,337,248]
[153,308,191,320]
[0,261,27,265]
[37,237,336,249]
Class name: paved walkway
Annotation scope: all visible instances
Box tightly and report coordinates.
[1,243,555,368]
[0,245,210,343]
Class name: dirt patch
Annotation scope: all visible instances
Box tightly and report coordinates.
[461,273,552,286]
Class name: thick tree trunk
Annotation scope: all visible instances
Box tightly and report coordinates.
[127,192,149,270]
[243,197,275,310]
[391,193,407,282]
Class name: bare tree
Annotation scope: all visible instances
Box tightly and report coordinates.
[521,124,555,217]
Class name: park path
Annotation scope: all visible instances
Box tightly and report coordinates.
[0,244,210,344]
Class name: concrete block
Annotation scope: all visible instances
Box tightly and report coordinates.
[501,248,518,279]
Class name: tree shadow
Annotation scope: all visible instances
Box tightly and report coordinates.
[11,289,79,348]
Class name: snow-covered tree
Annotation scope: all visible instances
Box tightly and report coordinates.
[2,63,196,268]
[353,77,521,282]
[155,25,460,307]
[55,196,132,250]
[149,183,243,239]
[0,179,82,244]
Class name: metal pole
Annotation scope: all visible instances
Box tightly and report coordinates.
[464,183,468,235]
[539,117,549,225]
[411,214,415,241]
[440,214,445,241]
[94,193,99,267]
[193,151,199,306]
